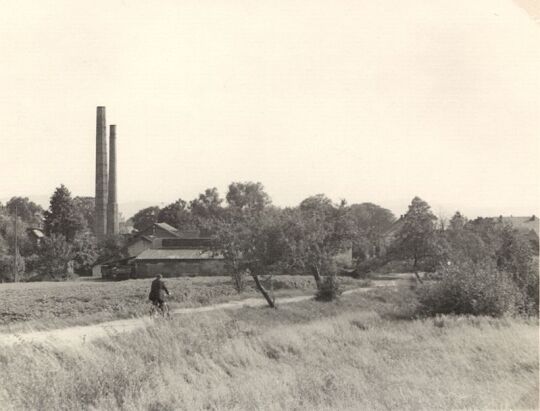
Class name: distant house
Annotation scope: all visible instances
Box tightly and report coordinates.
[27,228,45,246]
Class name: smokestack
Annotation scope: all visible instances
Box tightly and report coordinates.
[107,125,119,235]
[95,106,108,238]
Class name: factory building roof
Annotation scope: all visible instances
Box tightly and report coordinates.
[135,249,224,260]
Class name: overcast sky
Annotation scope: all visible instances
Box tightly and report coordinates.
[0,0,538,219]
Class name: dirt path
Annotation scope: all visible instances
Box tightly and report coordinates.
[0,277,408,348]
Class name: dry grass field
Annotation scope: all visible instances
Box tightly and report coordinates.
[0,275,362,332]
[0,285,537,410]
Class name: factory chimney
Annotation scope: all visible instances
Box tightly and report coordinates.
[95,106,108,238]
[107,125,119,235]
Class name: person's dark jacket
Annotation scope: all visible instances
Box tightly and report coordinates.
[149,278,169,302]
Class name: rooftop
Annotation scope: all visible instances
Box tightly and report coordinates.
[135,248,223,260]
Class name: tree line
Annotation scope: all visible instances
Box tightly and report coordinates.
[0,187,106,281]
[132,185,539,310]
[1,181,537,316]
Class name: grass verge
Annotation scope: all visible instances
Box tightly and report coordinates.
[0,285,537,410]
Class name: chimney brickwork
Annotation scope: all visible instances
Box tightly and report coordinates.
[95,106,108,238]
[107,124,119,235]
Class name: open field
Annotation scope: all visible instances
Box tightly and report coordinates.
[0,275,365,332]
[0,285,537,410]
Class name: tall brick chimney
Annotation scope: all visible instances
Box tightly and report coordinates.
[107,124,119,235]
[95,106,108,238]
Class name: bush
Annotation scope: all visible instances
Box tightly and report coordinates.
[418,263,523,317]
[519,262,539,315]
[315,275,342,301]
[0,254,25,282]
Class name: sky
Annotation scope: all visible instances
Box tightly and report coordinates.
[0,0,539,219]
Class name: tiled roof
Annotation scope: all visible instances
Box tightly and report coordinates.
[135,248,224,260]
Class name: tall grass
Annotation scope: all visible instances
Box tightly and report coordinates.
[0,288,537,410]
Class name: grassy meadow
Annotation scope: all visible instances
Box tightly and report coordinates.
[0,275,363,332]
[0,285,537,410]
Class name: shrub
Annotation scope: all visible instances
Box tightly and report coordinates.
[315,275,342,301]
[36,234,74,280]
[0,254,25,282]
[519,262,539,315]
[417,263,523,317]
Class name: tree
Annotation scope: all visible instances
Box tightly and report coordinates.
[157,199,194,229]
[189,188,224,229]
[444,211,491,265]
[43,185,85,242]
[388,197,442,281]
[0,211,34,256]
[282,195,353,291]
[97,235,126,263]
[496,225,534,286]
[5,197,43,225]
[73,196,96,233]
[72,232,99,275]
[449,211,467,231]
[131,206,160,232]
[348,203,395,260]
[466,217,505,255]
[226,182,271,212]
[0,253,25,282]
[36,234,74,280]
[210,182,284,305]
[213,207,286,307]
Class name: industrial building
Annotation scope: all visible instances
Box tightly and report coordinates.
[96,221,226,279]
[93,107,225,279]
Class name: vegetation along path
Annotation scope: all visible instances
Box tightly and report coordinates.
[0,275,409,348]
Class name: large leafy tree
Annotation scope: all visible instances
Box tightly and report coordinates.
[72,232,99,275]
[0,211,34,256]
[466,217,506,251]
[5,197,43,225]
[282,194,353,289]
[73,196,96,233]
[157,199,194,229]
[226,182,271,212]
[209,182,277,294]
[213,204,286,307]
[37,233,74,280]
[449,211,467,231]
[43,185,85,242]
[0,253,25,282]
[348,202,395,260]
[389,197,444,280]
[131,206,160,232]
[189,188,224,229]
[496,225,534,285]
[445,211,491,265]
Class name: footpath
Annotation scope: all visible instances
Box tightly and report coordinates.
[0,276,409,348]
